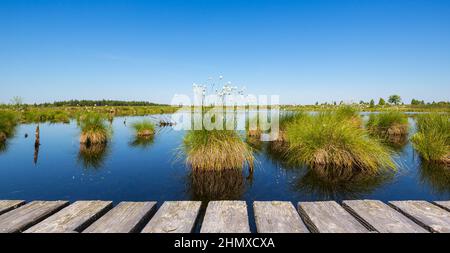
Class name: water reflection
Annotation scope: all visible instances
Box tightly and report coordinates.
[0,141,7,154]
[295,167,395,200]
[78,143,109,169]
[188,170,248,200]
[419,161,450,194]
[129,136,155,149]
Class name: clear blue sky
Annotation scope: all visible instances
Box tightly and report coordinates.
[1,0,449,104]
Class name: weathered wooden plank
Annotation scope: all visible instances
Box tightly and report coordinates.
[0,201,69,233]
[201,201,250,233]
[434,201,450,212]
[253,201,308,233]
[141,201,201,233]
[24,201,112,233]
[84,202,157,233]
[389,201,450,233]
[298,201,369,233]
[0,200,26,215]
[342,200,428,233]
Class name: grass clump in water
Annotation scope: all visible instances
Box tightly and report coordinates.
[411,113,449,164]
[285,112,395,174]
[0,111,18,142]
[367,112,408,137]
[78,113,110,145]
[183,127,254,171]
[131,120,155,137]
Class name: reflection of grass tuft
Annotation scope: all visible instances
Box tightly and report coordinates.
[78,143,109,169]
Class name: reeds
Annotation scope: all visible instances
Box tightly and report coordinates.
[77,113,110,145]
[411,113,449,164]
[0,111,18,142]
[285,112,395,174]
[131,120,155,137]
[367,112,408,137]
[182,127,254,171]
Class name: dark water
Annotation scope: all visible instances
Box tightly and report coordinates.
[1,115,449,205]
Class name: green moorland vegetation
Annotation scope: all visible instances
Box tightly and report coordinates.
[131,120,155,137]
[0,111,19,143]
[366,111,409,138]
[283,108,396,175]
[77,113,111,145]
[0,100,179,124]
[182,119,254,171]
[411,113,450,164]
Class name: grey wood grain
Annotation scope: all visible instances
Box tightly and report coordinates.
[254,201,309,233]
[141,201,201,233]
[434,201,450,212]
[0,200,26,215]
[84,201,157,233]
[298,201,369,233]
[389,201,450,233]
[342,200,428,233]
[201,201,250,233]
[24,201,112,233]
[0,201,69,233]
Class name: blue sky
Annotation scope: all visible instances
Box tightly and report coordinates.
[1,0,449,104]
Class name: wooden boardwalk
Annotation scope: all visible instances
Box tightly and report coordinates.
[0,199,449,233]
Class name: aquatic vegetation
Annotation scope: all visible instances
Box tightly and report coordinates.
[131,120,155,137]
[78,143,109,169]
[0,111,19,142]
[189,170,246,200]
[367,112,408,138]
[182,127,254,171]
[77,113,111,145]
[411,113,449,164]
[285,112,395,174]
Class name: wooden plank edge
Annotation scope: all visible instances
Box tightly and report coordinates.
[341,202,378,232]
[0,200,26,216]
[387,201,438,233]
[296,203,318,233]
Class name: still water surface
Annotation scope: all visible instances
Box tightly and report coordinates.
[0,114,449,204]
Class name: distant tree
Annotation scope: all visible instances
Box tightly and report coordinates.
[388,95,402,105]
[369,99,375,108]
[315,102,319,106]
[10,96,23,106]
[378,98,386,106]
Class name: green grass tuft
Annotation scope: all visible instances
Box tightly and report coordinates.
[77,113,110,145]
[367,112,408,137]
[131,120,155,137]
[0,110,19,142]
[285,112,395,174]
[411,113,449,164]
[182,127,254,171]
